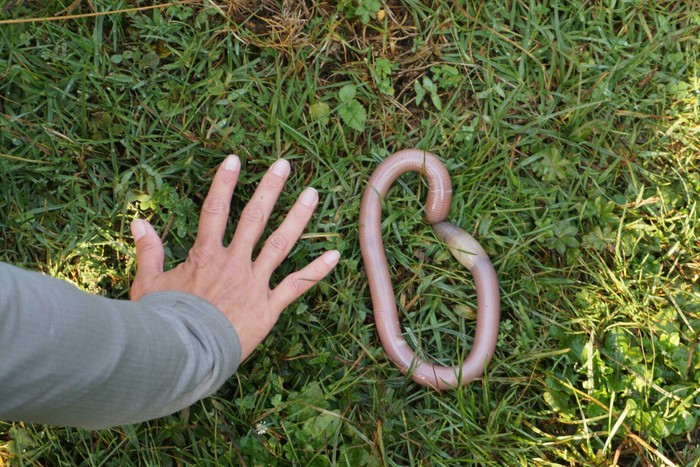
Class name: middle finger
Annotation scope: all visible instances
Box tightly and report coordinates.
[228,159,291,257]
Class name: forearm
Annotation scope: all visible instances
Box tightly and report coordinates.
[0,262,241,430]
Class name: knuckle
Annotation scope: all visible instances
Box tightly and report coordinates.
[267,233,289,252]
[241,203,266,224]
[288,274,310,294]
[202,197,227,215]
[186,244,212,269]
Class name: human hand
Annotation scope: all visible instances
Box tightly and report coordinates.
[128,155,340,361]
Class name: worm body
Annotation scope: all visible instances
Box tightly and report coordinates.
[359,149,500,389]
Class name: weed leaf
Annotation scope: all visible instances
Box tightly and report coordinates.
[338,100,366,131]
[309,102,331,125]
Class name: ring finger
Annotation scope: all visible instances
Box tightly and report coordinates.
[253,186,318,276]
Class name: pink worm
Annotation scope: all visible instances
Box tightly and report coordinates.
[359,149,500,389]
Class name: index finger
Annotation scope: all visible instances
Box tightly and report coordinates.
[195,155,240,247]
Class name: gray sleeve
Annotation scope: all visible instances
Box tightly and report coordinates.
[0,262,241,430]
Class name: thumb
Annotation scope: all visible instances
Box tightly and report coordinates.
[130,219,164,295]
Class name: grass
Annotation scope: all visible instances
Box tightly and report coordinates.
[0,0,698,465]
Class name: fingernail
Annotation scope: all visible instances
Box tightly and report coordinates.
[222,155,240,171]
[299,187,318,207]
[323,250,340,266]
[270,159,290,177]
[131,219,147,241]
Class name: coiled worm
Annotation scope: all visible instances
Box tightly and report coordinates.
[359,149,500,389]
